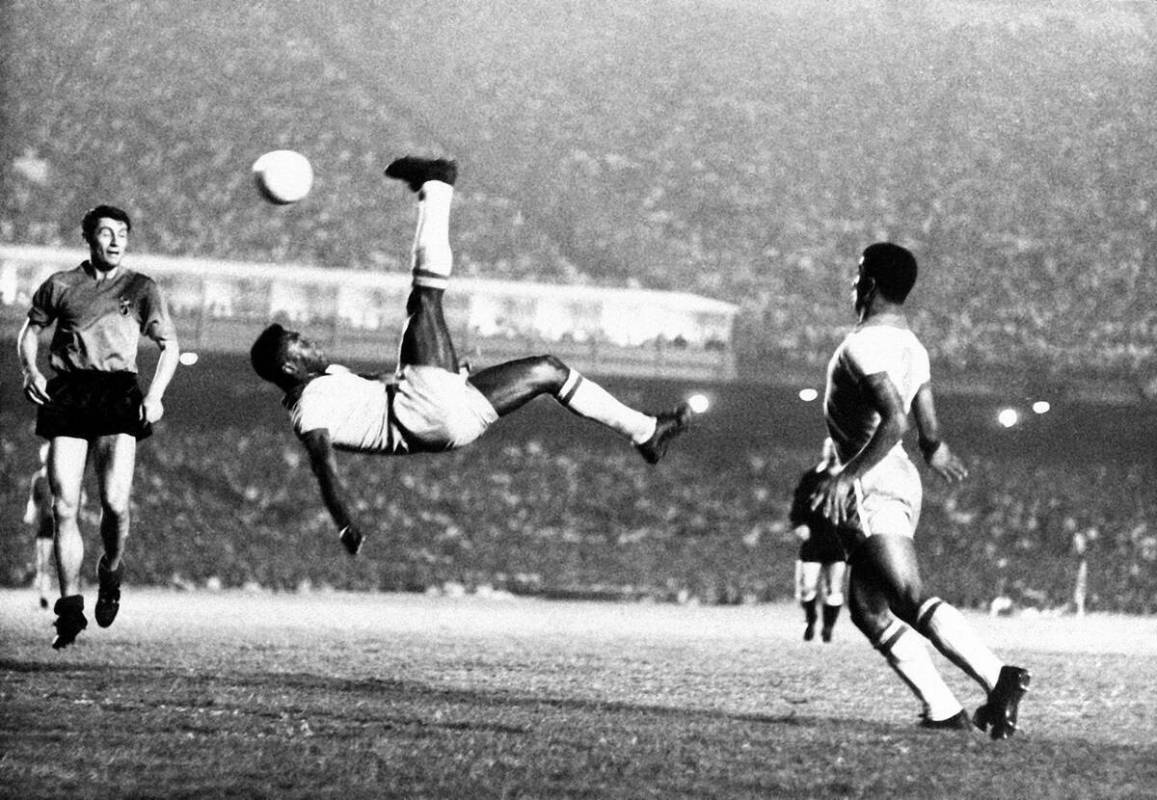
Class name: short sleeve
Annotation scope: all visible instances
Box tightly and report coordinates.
[135,275,176,340]
[26,276,60,327]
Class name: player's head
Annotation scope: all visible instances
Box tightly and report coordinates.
[854,242,917,315]
[251,323,326,388]
[81,205,132,270]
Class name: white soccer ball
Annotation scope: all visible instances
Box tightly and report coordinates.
[252,150,314,205]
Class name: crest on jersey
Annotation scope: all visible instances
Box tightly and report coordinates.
[119,296,132,316]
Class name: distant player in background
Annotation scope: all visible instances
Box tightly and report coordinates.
[17,205,180,649]
[24,443,55,609]
[251,157,692,556]
[809,242,1030,738]
[788,438,847,642]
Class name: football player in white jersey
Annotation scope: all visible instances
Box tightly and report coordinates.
[251,157,692,557]
[809,242,1030,739]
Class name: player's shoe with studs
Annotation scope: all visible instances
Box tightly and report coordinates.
[384,156,458,191]
[636,402,693,465]
[919,709,976,731]
[94,554,123,628]
[52,595,87,650]
[973,665,1031,740]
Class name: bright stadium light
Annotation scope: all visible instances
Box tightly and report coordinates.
[1032,400,1051,415]
[687,393,710,414]
[997,408,1019,428]
[179,351,199,366]
[799,388,819,402]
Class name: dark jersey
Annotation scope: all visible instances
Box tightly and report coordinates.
[789,467,850,563]
[28,262,174,374]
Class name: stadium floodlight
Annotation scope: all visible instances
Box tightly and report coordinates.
[799,388,819,402]
[1032,401,1051,414]
[997,408,1019,428]
[179,352,199,366]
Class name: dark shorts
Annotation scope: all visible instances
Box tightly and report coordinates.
[35,520,54,540]
[799,526,849,564]
[36,371,152,441]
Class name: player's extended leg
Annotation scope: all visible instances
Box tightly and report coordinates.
[91,433,136,628]
[820,560,846,642]
[389,157,461,371]
[467,355,691,464]
[848,537,968,728]
[47,436,89,648]
[795,559,821,641]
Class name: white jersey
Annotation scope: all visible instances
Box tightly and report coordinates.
[287,364,498,455]
[290,366,399,453]
[824,319,931,465]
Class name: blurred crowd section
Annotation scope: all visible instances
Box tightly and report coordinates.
[3,1,1156,387]
[2,406,1153,614]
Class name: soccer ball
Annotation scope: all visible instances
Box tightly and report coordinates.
[252,150,313,205]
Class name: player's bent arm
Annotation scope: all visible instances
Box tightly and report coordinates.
[16,319,51,405]
[911,383,968,482]
[299,428,358,533]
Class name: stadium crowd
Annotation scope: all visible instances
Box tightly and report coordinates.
[3,0,1156,386]
[3,405,1153,614]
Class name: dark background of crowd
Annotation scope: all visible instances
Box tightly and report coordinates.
[2,352,1155,613]
[2,0,1156,390]
[2,1,1154,612]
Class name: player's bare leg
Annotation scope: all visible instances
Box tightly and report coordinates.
[47,437,89,648]
[820,561,846,642]
[795,560,821,641]
[849,538,970,729]
[92,433,134,628]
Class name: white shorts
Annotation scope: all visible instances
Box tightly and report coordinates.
[393,365,499,452]
[850,452,923,539]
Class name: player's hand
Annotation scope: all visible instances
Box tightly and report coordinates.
[22,371,50,405]
[793,525,812,543]
[926,442,968,483]
[809,467,855,525]
[141,394,165,424]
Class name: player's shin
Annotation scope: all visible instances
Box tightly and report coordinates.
[556,369,655,443]
[917,597,1003,691]
[411,181,453,289]
[874,619,963,721]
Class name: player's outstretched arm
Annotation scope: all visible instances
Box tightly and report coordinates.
[911,383,968,482]
[300,428,365,555]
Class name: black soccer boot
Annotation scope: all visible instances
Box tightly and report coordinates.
[94,554,123,628]
[384,156,458,192]
[635,402,693,465]
[973,665,1031,740]
[52,594,88,650]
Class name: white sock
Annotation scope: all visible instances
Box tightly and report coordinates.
[918,597,1004,692]
[557,369,656,443]
[875,620,963,721]
[411,180,453,289]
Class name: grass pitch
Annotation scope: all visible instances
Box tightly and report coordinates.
[2,589,1155,799]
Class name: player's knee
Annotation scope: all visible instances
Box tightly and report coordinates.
[530,354,570,389]
[52,496,80,524]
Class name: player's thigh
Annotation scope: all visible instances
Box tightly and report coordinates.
[48,437,89,510]
[92,433,138,511]
[468,356,567,416]
[852,534,924,621]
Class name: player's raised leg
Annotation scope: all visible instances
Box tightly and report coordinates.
[468,356,692,464]
[386,156,461,371]
[47,437,89,649]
